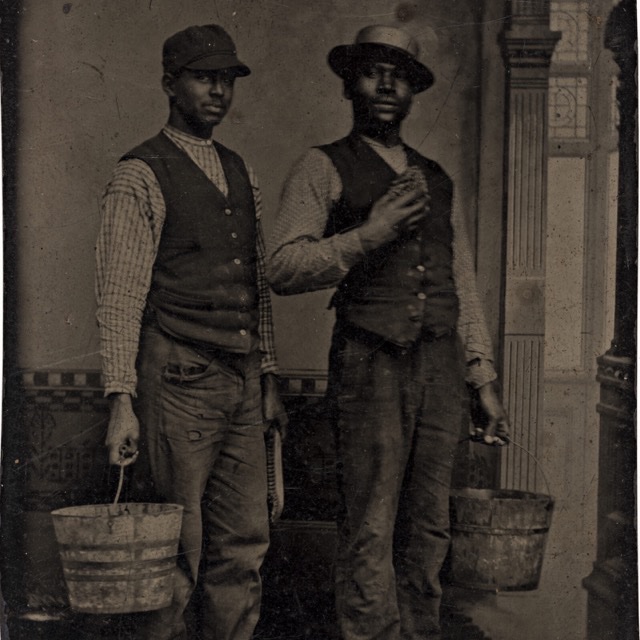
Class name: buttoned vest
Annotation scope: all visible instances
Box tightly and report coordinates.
[318,135,459,346]
[122,132,259,352]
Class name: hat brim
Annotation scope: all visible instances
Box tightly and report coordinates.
[328,43,433,93]
[183,54,251,77]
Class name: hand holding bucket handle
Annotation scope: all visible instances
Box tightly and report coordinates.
[463,382,552,499]
[469,381,510,447]
[105,393,140,467]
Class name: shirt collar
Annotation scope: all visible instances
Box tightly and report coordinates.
[360,134,404,151]
[163,124,215,148]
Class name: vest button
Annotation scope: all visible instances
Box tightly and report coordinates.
[416,265,426,273]
[224,208,232,215]
[233,258,241,265]
[417,292,427,300]
[231,232,238,239]
[240,329,247,336]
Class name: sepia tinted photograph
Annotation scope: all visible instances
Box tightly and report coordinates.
[1,1,637,639]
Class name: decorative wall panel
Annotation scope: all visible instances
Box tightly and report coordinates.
[550,1,590,63]
[500,4,560,492]
[545,157,586,371]
[549,76,589,139]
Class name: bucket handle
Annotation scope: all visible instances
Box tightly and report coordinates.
[105,464,130,524]
[509,438,553,500]
[113,464,125,506]
[460,435,553,499]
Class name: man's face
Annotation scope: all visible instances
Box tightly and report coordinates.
[163,68,235,137]
[347,60,414,129]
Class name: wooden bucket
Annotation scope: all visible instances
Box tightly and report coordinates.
[51,502,183,614]
[449,488,554,591]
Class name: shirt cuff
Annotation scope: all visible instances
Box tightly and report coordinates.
[335,229,366,273]
[260,358,279,376]
[103,381,137,398]
[465,359,497,389]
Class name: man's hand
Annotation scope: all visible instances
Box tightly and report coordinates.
[358,187,429,252]
[470,383,510,446]
[262,373,289,440]
[105,393,140,466]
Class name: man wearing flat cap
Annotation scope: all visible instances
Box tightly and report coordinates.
[96,24,286,640]
[268,25,509,640]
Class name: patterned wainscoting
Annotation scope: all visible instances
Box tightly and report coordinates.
[1,369,336,619]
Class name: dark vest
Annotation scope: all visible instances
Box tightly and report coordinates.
[318,135,459,346]
[122,132,259,352]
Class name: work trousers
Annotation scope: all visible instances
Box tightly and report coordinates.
[133,325,269,640]
[329,326,467,640]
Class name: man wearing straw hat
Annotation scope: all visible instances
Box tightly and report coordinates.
[95,24,286,640]
[267,25,509,640]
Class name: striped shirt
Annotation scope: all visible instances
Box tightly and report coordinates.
[266,139,497,389]
[96,125,278,396]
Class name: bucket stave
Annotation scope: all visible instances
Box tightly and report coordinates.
[449,488,553,591]
[51,502,183,614]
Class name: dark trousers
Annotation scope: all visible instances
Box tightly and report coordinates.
[133,325,269,640]
[329,326,467,640]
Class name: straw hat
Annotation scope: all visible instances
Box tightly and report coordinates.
[328,25,434,93]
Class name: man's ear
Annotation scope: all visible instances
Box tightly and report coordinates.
[162,72,177,98]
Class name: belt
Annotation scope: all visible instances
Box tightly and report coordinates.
[336,321,454,352]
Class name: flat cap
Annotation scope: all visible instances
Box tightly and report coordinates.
[162,24,250,76]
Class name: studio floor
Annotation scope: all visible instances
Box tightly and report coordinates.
[2,514,590,640]
[3,574,591,640]
[4,588,492,640]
